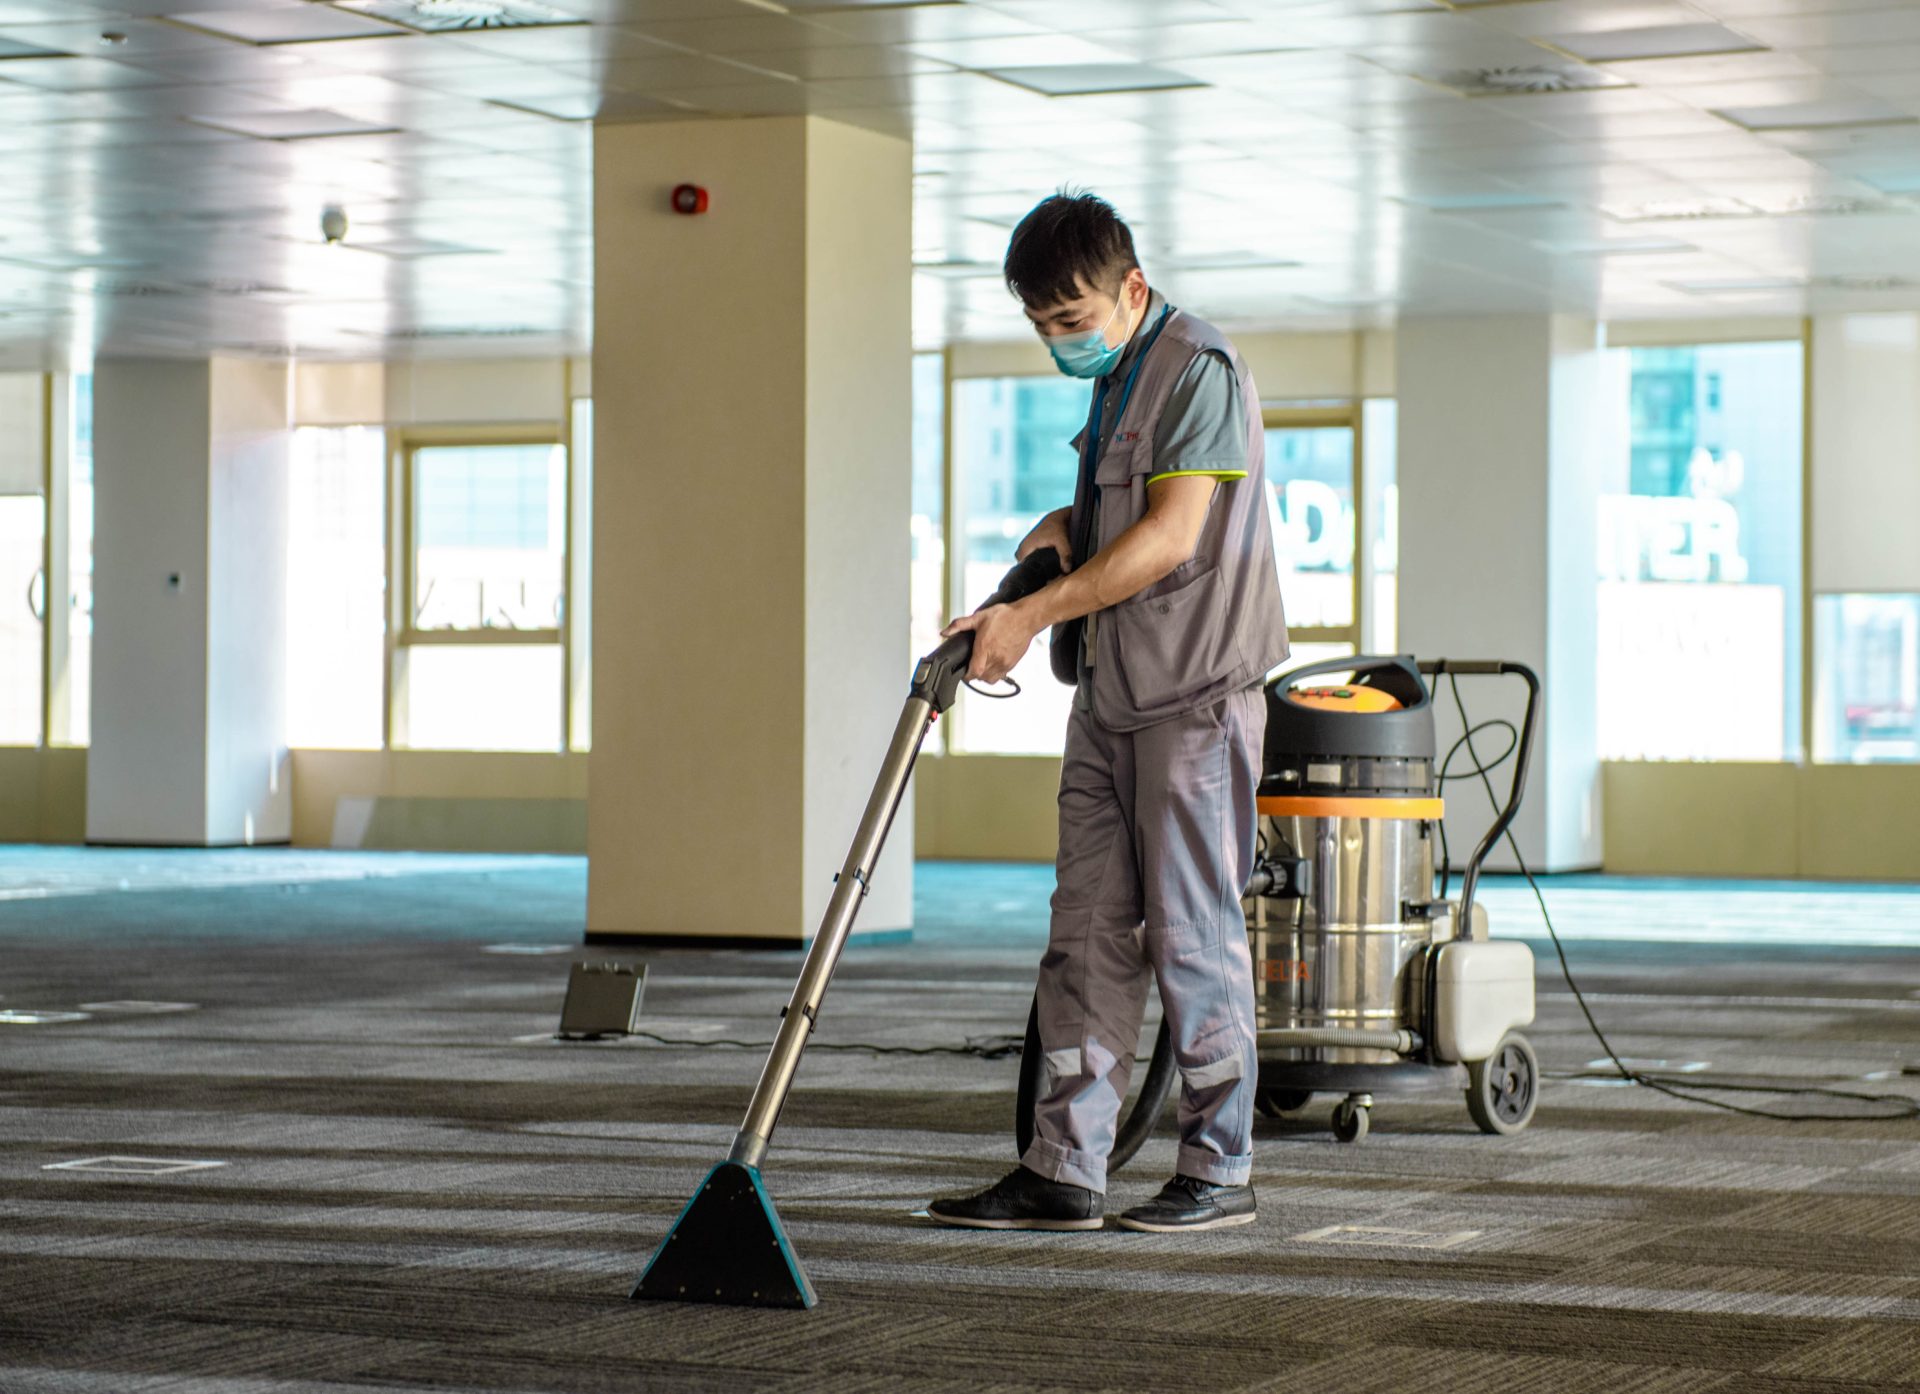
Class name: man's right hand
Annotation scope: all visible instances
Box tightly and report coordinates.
[1016,507,1074,572]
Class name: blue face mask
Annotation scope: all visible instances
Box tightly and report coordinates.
[1044,297,1127,379]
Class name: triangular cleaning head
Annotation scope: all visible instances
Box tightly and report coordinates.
[630,1160,817,1310]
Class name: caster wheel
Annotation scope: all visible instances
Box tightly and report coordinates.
[1467,1032,1539,1136]
[1255,1087,1312,1120]
[1331,1100,1369,1143]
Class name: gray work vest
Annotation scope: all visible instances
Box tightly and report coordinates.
[1051,307,1290,733]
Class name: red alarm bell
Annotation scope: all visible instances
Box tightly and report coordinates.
[671,183,709,215]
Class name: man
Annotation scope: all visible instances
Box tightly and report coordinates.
[928,192,1289,1233]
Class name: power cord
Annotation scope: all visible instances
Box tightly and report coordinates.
[962,674,1021,700]
[1442,671,1919,1124]
[612,1029,1026,1061]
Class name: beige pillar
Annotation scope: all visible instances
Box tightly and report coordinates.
[88,357,292,846]
[588,115,913,943]
[1395,316,1604,873]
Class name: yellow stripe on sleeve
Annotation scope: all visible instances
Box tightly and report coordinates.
[1144,468,1248,487]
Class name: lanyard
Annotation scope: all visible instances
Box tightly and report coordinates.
[1079,302,1174,486]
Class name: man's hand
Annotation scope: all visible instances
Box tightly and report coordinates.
[1016,507,1074,572]
[941,600,1042,684]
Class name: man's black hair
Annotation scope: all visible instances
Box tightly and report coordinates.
[1003,191,1140,310]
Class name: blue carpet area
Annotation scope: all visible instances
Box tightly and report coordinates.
[3,847,1919,952]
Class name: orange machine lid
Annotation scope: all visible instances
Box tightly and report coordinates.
[1258,795,1445,819]
[1288,685,1404,714]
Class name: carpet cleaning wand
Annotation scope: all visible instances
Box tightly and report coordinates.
[632,546,1066,1311]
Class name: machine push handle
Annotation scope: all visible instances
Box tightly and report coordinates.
[912,546,1065,714]
[726,547,1064,1170]
[1418,659,1541,936]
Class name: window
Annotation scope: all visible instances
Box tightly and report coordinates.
[949,375,1083,755]
[286,426,386,749]
[0,492,41,745]
[410,442,565,634]
[284,413,588,756]
[1596,341,1804,761]
[1264,419,1356,635]
[1815,594,1920,763]
[911,354,947,668]
[567,397,592,752]
[0,372,45,745]
[400,437,568,752]
[62,372,93,746]
[1362,398,1398,654]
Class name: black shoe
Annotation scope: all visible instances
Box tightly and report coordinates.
[1116,1175,1257,1233]
[927,1166,1104,1231]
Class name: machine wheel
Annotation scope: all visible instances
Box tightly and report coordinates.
[1015,995,1175,1175]
[1466,1032,1539,1136]
[1255,1087,1313,1119]
[1330,1097,1370,1144]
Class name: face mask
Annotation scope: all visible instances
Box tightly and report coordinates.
[1044,296,1128,379]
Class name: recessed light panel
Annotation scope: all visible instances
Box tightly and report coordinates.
[1546,236,1695,256]
[189,109,401,139]
[331,1,586,32]
[1398,192,1567,212]
[166,7,404,45]
[1717,98,1917,131]
[1551,24,1764,64]
[984,64,1205,96]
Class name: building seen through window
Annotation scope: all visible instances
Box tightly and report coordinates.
[1816,594,1920,763]
[949,375,1084,756]
[1596,342,1804,761]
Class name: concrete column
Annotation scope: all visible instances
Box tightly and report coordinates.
[1395,316,1602,874]
[588,115,912,943]
[88,358,291,846]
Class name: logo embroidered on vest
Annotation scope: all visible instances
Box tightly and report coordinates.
[1117,430,1142,443]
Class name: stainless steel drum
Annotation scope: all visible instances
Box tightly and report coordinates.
[1249,803,1440,1065]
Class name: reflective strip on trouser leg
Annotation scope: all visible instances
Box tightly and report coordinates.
[1024,705,1151,1196]
[1135,687,1265,1189]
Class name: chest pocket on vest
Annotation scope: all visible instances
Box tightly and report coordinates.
[1091,441,1147,553]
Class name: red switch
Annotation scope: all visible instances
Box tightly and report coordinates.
[671,184,709,215]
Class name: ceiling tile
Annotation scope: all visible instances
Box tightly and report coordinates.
[166,6,408,45]
[1549,22,1765,63]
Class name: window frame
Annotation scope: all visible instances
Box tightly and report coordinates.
[387,420,576,753]
[1261,402,1364,657]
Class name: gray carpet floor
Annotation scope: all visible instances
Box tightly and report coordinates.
[2,851,1918,1393]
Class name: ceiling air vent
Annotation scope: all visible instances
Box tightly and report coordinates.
[1814,274,1916,291]
[1768,194,1903,217]
[183,279,295,298]
[330,0,584,31]
[380,325,549,340]
[94,281,184,298]
[1439,64,1619,96]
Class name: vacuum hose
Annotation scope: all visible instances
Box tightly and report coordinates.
[1260,1027,1420,1053]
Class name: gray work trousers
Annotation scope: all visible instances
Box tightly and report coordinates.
[1022,686,1264,1193]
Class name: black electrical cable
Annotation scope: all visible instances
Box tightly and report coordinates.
[1442,670,1919,1124]
[615,1029,1026,1061]
[961,673,1021,700]
[1433,716,1519,903]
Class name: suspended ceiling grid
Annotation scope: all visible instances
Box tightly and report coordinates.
[4,0,1920,364]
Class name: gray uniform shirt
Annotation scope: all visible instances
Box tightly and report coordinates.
[1074,294,1250,704]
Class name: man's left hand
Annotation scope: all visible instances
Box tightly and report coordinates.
[941,602,1040,685]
